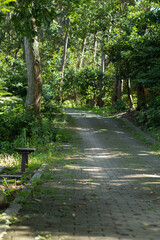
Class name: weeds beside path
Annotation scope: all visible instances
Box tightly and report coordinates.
[2,109,160,240]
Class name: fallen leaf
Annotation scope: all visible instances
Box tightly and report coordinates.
[149,191,154,195]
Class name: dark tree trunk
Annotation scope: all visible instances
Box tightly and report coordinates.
[112,66,119,104]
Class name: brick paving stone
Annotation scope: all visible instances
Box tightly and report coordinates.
[2,110,160,239]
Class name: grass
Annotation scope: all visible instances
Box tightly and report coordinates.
[0,110,75,209]
[0,146,77,212]
[68,105,117,116]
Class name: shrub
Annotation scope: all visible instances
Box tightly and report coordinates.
[0,99,67,153]
[0,101,35,142]
[136,96,160,128]
[113,99,127,111]
[136,107,160,128]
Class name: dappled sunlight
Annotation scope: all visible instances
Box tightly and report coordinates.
[73,127,91,132]
[110,179,138,184]
[4,109,160,240]
[138,153,151,156]
[83,147,152,163]
[93,129,108,134]
[66,111,102,119]
[30,110,160,239]
[123,174,160,179]
[114,130,125,134]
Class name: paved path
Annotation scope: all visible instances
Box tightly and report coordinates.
[2,110,160,240]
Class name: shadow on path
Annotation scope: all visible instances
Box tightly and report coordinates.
[3,109,160,240]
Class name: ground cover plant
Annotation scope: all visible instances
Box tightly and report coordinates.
[0,98,73,210]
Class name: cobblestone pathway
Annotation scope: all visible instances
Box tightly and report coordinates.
[3,110,160,240]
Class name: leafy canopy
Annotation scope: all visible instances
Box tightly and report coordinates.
[0,0,16,12]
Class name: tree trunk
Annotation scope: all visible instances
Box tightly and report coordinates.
[60,6,64,39]
[126,79,135,110]
[97,36,105,107]
[77,38,86,69]
[73,89,78,105]
[24,18,42,118]
[93,34,97,63]
[59,18,69,101]
[101,46,105,73]
[101,3,105,73]
[60,21,69,77]
[118,79,123,100]
[112,66,119,104]
[73,37,86,104]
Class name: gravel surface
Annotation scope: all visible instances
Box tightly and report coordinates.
[2,109,160,240]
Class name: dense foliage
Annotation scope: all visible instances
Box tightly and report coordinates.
[0,0,160,153]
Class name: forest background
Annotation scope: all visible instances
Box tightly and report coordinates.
[0,0,160,154]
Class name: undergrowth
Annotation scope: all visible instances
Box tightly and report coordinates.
[0,100,73,207]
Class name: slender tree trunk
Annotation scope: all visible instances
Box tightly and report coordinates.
[101,50,105,73]
[112,66,119,104]
[60,6,64,39]
[126,79,135,110]
[24,18,42,118]
[59,18,69,101]
[112,79,118,104]
[101,3,105,73]
[97,29,106,107]
[74,37,86,105]
[93,34,97,63]
[101,36,105,73]
[96,36,105,107]
[60,20,69,76]
[112,64,124,104]
[77,38,86,69]
[118,79,123,100]
[73,89,78,105]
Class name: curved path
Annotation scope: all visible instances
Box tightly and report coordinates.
[3,109,160,240]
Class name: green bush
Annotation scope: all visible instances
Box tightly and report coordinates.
[113,99,127,111]
[0,101,35,142]
[41,100,62,120]
[63,67,112,107]
[0,99,67,153]
[0,56,27,98]
[136,107,160,128]
[136,96,160,128]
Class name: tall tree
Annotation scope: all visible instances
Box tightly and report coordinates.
[126,79,135,110]
[11,0,54,117]
[59,17,70,101]
[77,38,86,69]
[24,18,42,118]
